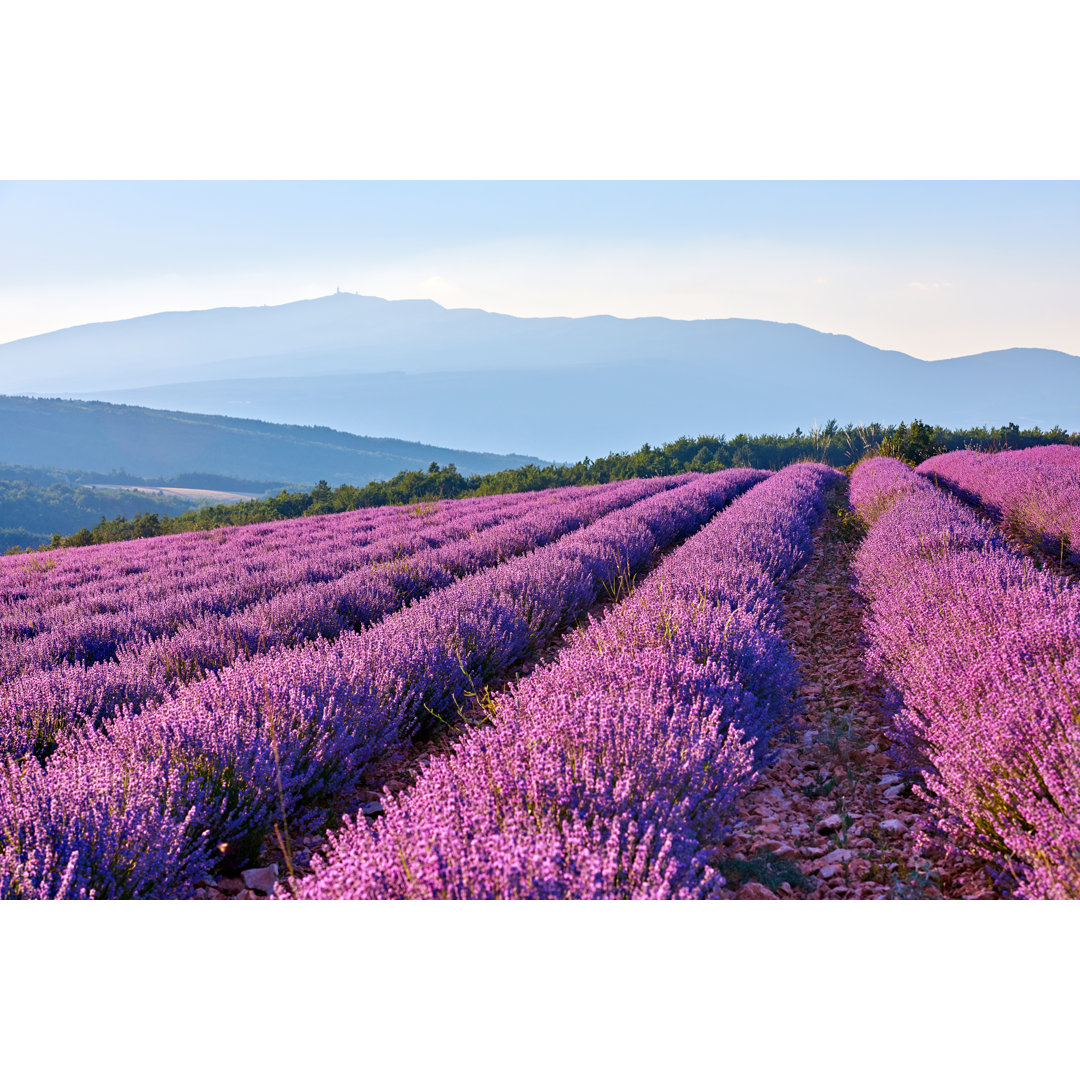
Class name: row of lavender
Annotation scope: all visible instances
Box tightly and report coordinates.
[1,487,556,675]
[849,456,1080,899]
[294,463,837,900]
[0,470,766,898]
[1,478,686,760]
[0,495,457,639]
[917,445,1080,570]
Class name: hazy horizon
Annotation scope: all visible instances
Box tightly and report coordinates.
[4,288,1079,367]
[3,181,1078,361]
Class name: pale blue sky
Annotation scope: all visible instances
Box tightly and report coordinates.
[2,181,1077,360]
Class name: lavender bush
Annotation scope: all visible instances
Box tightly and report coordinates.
[917,445,1080,570]
[0,471,766,897]
[850,456,1080,898]
[293,464,836,900]
[0,477,688,759]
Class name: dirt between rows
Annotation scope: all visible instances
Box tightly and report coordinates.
[202,482,1001,901]
[707,483,998,900]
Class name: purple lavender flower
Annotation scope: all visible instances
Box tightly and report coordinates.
[294,464,837,900]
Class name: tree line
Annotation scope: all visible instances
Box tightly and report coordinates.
[8,420,1075,554]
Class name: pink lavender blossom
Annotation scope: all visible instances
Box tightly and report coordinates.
[850,455,1080,899]
[917,445,1080,569]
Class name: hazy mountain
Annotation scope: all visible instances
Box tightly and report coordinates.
[0,397,546,485]
[0,291,917,392]
[2,294,1076,460]
[64,349,1080,462]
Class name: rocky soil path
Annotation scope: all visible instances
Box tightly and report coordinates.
[710,481,999,901]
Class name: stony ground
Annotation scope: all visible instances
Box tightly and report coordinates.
[201,481,1002,900]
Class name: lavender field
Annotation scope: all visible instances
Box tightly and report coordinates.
[0,453,1076,900]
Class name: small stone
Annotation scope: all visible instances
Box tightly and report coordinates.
[819,865,842,880]
[360,801,384,816]
[753,839,783,854]
[969,889,998,900]
[736,882,779,900]
[878,773,903,787]
[771,843,797,859]
[355,788,382,803]
[779,881,793,896]
[241,865,279,893]
[216,876,244,893]
[879,818,908,835]
[233,889,258,900]
[883,784,905,800]
[820,848,855,865]
[817,814,844,834]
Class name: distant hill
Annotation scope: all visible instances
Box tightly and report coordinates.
[71,347,1080,463]
[0,461,283,494]
[0,397,547,485]
[2,293,1077,461]
[0,291,919,394]
[0,467,199,551]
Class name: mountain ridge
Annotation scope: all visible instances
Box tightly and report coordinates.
[2,294,1077,461]
[0,292,927,391]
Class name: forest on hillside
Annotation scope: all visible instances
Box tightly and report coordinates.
[0,462,283,551]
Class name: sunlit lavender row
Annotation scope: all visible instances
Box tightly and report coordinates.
[0,477,685,759]
[293,464,837,899]
[917,445,1080,570]
[849,456,1080,899]
[0,470,762,898]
